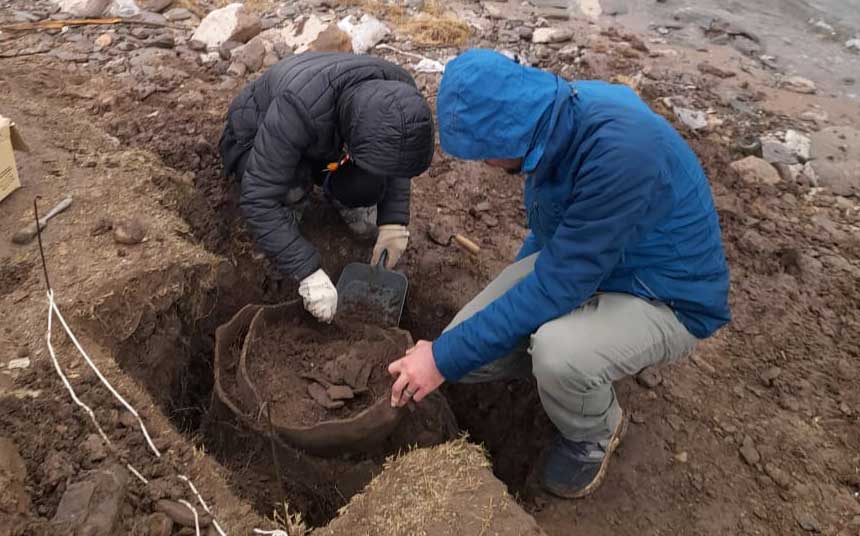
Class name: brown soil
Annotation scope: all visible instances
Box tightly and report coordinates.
[243,314,410,427]
[1,2,859,535]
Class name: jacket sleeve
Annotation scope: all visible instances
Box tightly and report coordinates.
[377,177,411,226]
[432,145,673,381]
[240,93,321,282]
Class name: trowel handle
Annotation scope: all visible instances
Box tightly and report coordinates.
[453,234,481,256]
[376,249,389,269]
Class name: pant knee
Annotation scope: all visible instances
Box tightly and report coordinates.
[530,328,603,394]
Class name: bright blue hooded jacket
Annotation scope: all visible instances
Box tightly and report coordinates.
[432,49,731,382]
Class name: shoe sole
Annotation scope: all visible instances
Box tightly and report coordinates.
[544,412,629,500]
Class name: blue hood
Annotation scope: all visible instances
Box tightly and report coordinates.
[437,49,567,172]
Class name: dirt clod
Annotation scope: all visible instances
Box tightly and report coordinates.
[307,382,345,410]
[81,434,107,463]
[636,366,663,389]
[146,512,174,536]
[113,219,146,245]
[327,385,354,401]
[0,437,30,515]
[740,436,761,466]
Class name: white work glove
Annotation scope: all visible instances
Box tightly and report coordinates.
[371,225,409,269]
[298,269,338,323]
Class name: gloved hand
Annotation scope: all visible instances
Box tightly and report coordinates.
[372,225,409,269]
[298,269,338,323]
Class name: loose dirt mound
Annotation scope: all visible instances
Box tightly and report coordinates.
[315,438,546,536]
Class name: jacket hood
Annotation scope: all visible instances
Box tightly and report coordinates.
[339,79,435,178]
[437,49,565,172]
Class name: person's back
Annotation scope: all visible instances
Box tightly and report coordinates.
[539,80,731,337]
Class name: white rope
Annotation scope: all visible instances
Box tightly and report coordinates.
[48,290,162,458]
[178,499,201,536]
[46,294,148,485]
[179,475,227,536]
[45,288,292,535]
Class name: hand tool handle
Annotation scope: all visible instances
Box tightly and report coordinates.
[453,234,481,255]
[40,197,73,225]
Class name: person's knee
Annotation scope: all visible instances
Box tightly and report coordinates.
[530,325,603,393]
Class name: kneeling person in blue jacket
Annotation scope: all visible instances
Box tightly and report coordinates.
[387,49,731,498]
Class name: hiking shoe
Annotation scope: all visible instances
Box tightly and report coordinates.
[540,413,628,499]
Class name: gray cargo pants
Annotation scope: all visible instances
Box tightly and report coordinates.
[445,253,698,442]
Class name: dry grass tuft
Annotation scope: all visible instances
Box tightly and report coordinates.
[400,0,471,47]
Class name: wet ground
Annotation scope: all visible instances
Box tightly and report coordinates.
[534,0,860,97]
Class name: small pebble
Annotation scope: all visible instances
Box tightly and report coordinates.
[674,451,689,463]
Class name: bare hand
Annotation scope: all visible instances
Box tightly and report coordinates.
[388,340,445,407]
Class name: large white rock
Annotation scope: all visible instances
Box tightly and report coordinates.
[191,3,262,50]
[337,14,389,54]
[282,14,326,54]
[532,27,573,44]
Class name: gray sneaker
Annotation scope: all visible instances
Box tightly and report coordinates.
[331,200,378,239]
[540,412,628,499]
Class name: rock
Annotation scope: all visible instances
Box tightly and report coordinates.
[781,75,817,94]
[636,367,663,389]
[191,3,262,50]
[226,61,247,77]
[631,411,647,424]
[147,512,174,536]
[56,0,110,17]
[784,130,812,161]
[532,28,573,44]
[690,354,716,374]
[155,499,212,528]
[739,436,760,466]
[730,156,781,185]
[847,39,860,52]
[138,0,173,12]
[795,512,821,532]
[118,411,137,428]
[327,384,354,401]
[764,463,793,489]
[517,26,534,40]
[280,14,327,54]
[164,7,192,21]
[52,465,129,535]
[761,130,811,165]
[94,33,113,50]
[337,14,389,54]
[483,3,504,19]
[809,126,860,196]
[697,62,735,78]
[674,451,689,463]
[149,33,176,49]
[0,438,30,515]
[309,23,353,53]
[732,35,761,56]
[82,433,108,462]
[836,359,854,380]
[674,107,708,130]
[307,382,344,409]
[41,449,73,488]
[113,219,146,245]
[231,38,266,72]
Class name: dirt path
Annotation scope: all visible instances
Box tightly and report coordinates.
[1,0,858,535]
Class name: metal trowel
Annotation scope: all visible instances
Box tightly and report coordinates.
[335,250,408,327]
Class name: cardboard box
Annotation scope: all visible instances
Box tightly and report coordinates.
[0,114,29,203]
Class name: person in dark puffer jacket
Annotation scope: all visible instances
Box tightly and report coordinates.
[220,52,435,323]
